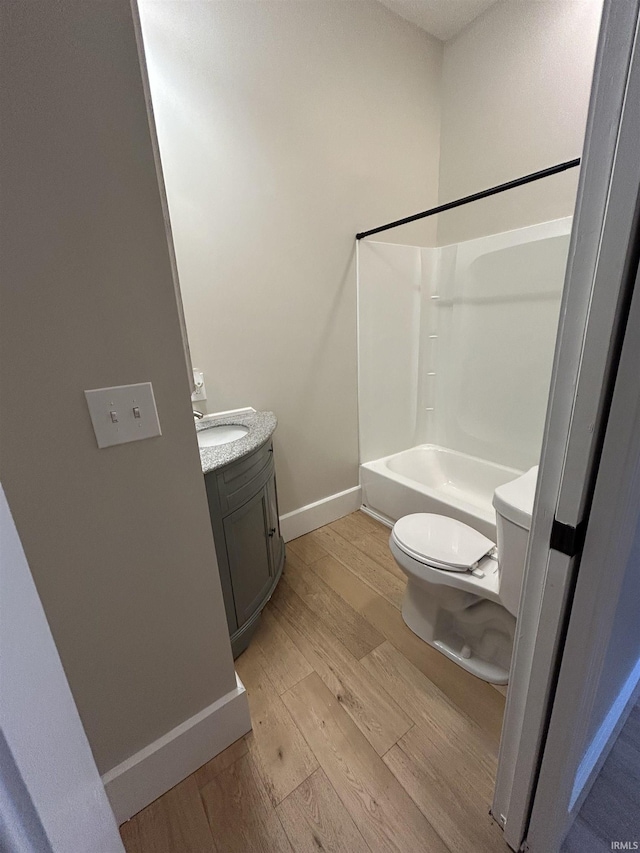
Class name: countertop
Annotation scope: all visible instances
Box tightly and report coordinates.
[196,410,277,475]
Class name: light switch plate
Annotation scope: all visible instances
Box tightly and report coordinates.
[85,382,161,448]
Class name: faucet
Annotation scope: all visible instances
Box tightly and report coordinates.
[193,410,204,420]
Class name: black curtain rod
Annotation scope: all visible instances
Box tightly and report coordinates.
[356,158,581,240]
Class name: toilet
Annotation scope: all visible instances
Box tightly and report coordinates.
[389,466,538,684]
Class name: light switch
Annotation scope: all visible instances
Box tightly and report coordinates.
[85,383,161,448]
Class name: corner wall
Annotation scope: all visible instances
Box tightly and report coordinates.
[137,0,443,514]
[1,0,240,786]
[438,0,602,245]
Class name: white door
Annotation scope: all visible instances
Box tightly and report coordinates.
[0,486,124,852]
[493,0,640,849]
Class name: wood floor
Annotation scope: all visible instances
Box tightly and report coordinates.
[120,511,509,853]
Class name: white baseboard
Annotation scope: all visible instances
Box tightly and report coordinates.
[279,485,362,542]
[103,673,251,824]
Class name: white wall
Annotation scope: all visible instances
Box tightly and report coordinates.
[138,0,443,514]
[0,0,238,783]
[0,486,123,852]
[138,0,601,514]
[438,0,602,245]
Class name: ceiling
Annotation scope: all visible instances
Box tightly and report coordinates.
[377,0,499,41]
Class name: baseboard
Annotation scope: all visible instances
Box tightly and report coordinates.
[103,673,251,824]
[570,659,640,813]
[279,485,362,542]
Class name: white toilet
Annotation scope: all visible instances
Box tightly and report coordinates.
[389,466,538,684]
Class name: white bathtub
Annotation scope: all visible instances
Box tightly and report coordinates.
[360,444,523,540]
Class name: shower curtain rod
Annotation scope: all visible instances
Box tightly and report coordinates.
[355,158,581,240]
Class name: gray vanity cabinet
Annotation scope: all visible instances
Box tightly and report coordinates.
[223,487,273,627]
[204,439,285,658]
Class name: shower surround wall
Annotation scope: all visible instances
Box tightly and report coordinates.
[358,217,572,524]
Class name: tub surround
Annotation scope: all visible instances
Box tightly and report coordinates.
[362,444,522,539]
[196,411,277,474]
[357,218,571,473]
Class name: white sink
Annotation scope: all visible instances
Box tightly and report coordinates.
[197,424,249,448]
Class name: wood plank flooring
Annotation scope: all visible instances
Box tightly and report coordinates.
[120,511,509,853]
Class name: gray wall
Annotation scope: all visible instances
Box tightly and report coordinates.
[587,516,640,745]
[0,0,237,775]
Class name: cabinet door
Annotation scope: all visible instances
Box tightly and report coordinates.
[265,472,283,572]
[223,485,273,628]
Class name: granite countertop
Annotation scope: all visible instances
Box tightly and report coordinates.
[195,410,277,474]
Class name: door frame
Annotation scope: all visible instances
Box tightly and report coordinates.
[493,1,640,848]
[0,486,124,852]
[527,254,640,853]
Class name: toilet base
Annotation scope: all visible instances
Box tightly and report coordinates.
[401,579,515,684]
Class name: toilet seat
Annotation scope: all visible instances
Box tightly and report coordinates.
[392,513,495,573]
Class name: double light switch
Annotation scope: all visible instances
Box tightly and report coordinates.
[85,382,162,448]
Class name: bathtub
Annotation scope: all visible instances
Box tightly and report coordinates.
[360,444,523,540]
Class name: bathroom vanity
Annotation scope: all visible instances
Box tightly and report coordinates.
[196,410,284,658]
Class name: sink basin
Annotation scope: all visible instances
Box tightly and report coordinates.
[197,424,249,448]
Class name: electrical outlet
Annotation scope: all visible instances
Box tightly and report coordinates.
[85,382,161,448]
[191,369,207,402]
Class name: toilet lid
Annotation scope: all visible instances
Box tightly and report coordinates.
[392,513,495,572]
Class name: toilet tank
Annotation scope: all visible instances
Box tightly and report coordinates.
[492,466,539,617]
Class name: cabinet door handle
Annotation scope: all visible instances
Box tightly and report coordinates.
[268,528,276,537]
